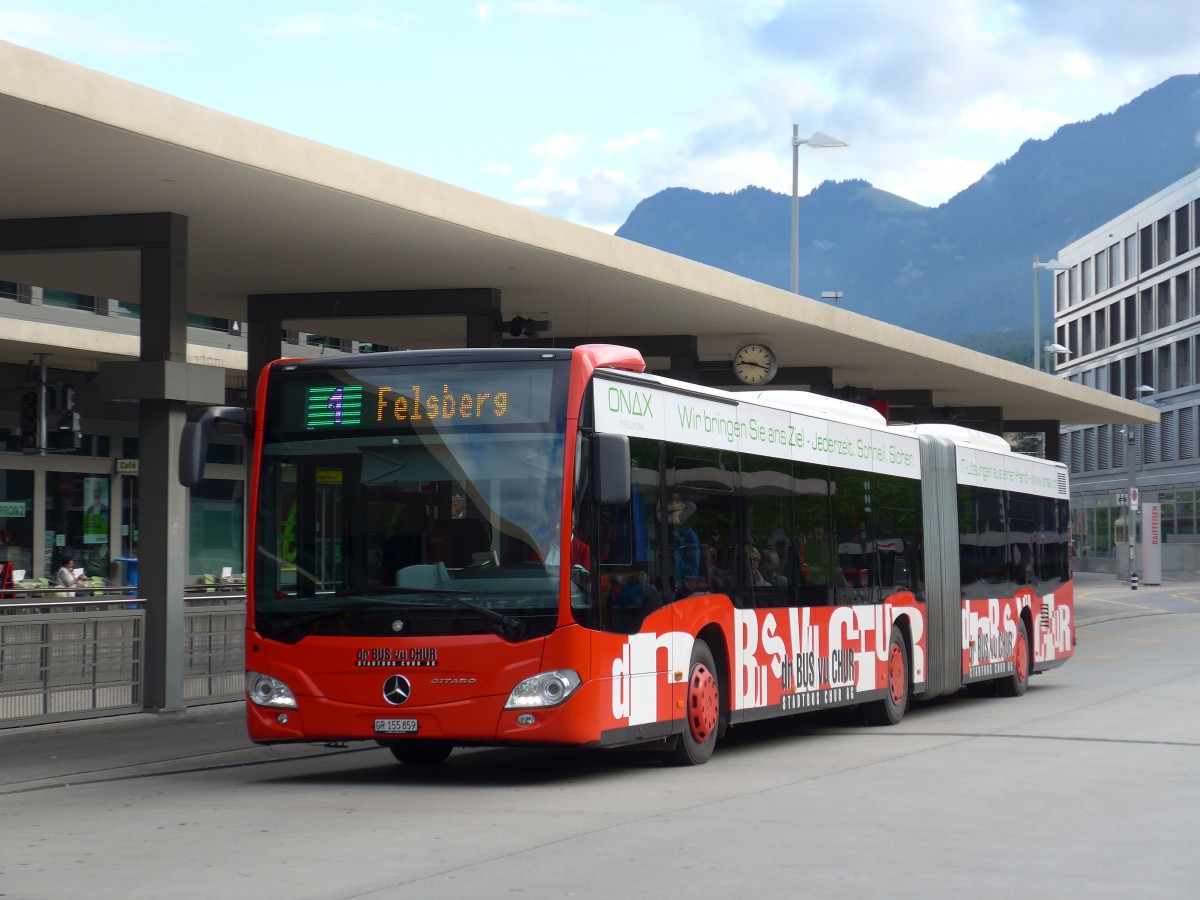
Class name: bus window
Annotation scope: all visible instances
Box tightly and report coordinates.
[977,488,1007,586]
[592,436,663,634]
[668,446,737,601]
[1008,494,1037,586]
[958,485,980,590]
[875,472,923,599]
[793,462,834,606]
[741,454,794,608]
[832,469,876,604]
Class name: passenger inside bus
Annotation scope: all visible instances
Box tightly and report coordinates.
[377,492,426,584]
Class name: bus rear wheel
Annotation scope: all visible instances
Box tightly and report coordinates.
[666,639,720,766]
[997,617,1031,698]
[863,627,909,726]
[386,741,454,766]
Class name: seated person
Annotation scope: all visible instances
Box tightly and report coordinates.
[757,547,788,587]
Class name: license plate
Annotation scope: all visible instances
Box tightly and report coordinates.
[375,718,418,734]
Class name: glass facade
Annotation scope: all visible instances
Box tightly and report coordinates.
[45,472,111,581]
[0,470,34,581]
[1056,179,1200,571]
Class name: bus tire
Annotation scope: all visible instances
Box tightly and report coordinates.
[666,639,720,766]
[997,616,1031,698]
[863,627,909,726]
[386,741,454,766]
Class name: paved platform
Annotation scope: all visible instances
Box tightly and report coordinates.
[2,570,1195,796]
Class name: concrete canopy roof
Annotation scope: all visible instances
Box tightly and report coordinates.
[0,41,1154,427]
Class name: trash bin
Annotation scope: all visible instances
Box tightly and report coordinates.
[115,557,138,594]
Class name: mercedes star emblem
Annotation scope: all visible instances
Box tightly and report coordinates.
[382,674,412,705]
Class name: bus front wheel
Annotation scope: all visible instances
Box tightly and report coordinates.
[666,639,720,766]
[386,741,454,766]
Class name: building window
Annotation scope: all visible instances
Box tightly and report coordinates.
[0,471,35,583]
[1178,339,1193,388]
[1081,258,1093,301]
[1140,224,1154,273]
[1142,423,1159,466]
[1141,288,1154,334]
[1110,302,1122,345]
[1141,350,1156,392]
[1177,272,1191,323]
[1176,488,1195,536]
[1176,204,1191,256]
[1179,408,1196,461]
[1109,242,1122,286]
[1096,249,1108,294]
[1161,411,1177,463]
[1082,316,1093,355]
[1157,215,1171,266]
[1159,346,1172,393]
[1096,308,1107,350]
[43,290,100,312]
[45,472,112,582]
[1157,282,1172,331]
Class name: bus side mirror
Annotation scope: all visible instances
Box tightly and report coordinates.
[179,406,249,487]
[593,432,630,505]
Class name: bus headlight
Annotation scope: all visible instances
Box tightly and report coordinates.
[504,670,581,708]
[246,671,298,709]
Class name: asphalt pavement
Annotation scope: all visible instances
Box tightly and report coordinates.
[2,570,1196,795]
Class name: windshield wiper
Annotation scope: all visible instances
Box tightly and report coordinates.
[390,588,523,640]
[267,591,524,642]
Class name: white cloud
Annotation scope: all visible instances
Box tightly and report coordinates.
[515,166,578,198]
[475,3,494,24]
[601,128,665,154]
[957,93,1068,138]
[509,1,591,19]
[529,133,587,163]
[483,162,513,177]
[876,156,993,209]
[0,8,178,54]
[257,12,406,40]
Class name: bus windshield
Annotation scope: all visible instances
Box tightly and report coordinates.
[254,358,574,643]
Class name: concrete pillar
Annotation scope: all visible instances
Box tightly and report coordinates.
[137,216,189,711]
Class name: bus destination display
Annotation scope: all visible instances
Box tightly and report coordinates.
[293,366,558,432]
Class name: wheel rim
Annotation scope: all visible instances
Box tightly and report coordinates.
[686,663,719,743]
[1014,629,1028,684]
[887,643,905,706]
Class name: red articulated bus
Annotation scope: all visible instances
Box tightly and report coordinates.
[180,344,1075,766]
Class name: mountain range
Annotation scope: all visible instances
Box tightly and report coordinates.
[615,74,1200,362]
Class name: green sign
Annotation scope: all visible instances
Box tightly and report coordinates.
[305,385,366,429]
[0,501,26,518]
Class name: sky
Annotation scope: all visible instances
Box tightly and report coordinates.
[3,1,1200,233]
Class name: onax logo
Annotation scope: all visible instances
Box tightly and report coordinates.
[607,386,654,418]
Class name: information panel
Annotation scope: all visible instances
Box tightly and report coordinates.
[593,376,920,479]
[271,362,564,436]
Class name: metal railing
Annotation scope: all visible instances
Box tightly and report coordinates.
[0,588,246,727]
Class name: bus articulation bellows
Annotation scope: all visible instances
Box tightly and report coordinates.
[180,344,1074,766]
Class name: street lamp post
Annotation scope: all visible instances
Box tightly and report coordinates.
[1043,341,1071,374]
[1128,385,1157,589]
[1033,256,1069,371]
[791,126,848,294]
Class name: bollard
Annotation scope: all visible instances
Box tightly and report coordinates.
[1131,572,1138,591]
